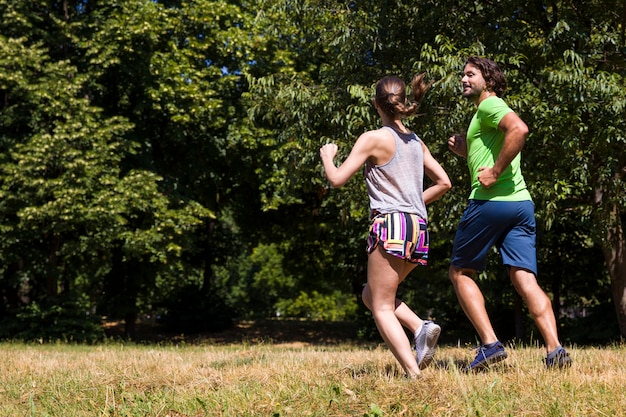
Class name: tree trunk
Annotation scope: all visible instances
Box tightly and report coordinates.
[513,292,525,339]
[202,219,216,294]
[125,311,138,339]
[551,271,562,326]
[46,236,61,297]
[598,202,626,337]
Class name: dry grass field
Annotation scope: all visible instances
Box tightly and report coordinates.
[0,320,623,416]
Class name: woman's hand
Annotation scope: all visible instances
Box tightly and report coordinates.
[319,143,338,161]
[448,133,467,158]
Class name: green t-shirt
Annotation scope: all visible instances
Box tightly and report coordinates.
[466,96,532,201]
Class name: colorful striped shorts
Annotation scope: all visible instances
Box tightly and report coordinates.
[366,211,429,265]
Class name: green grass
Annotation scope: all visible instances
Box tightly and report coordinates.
[0,339,623,416]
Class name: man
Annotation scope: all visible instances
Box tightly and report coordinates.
[447,56,571,371]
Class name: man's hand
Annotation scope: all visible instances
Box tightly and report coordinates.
[477,166,498,188]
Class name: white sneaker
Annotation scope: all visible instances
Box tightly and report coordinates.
[414,321,441,370]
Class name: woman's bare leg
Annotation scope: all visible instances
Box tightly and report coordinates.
[364,246,420,377]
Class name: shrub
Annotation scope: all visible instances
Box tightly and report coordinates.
[275,290,358,321]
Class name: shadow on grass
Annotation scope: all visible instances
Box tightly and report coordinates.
[432,356,513,373]
[104,318,363,345]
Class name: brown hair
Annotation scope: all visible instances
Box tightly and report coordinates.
[374,73,430,118]
[465,56,507,96]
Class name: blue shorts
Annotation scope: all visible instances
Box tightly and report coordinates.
[450,200,537,275]
[367,211,429,265]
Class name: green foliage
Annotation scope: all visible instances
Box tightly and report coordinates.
[228,243,297,318]
[364,403,384,417]
[0,0,217,337]
[0,294,104,343]
[275,290,358,321]
[0,0,624,340]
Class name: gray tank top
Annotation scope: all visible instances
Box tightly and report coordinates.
[364,126,427,221]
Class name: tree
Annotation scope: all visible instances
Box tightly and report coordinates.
[246,0,625,339]
[0,0,624,342]
[401,0,626,338]
[0,0,211,339]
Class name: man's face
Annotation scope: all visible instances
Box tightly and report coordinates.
[461,64,488,101]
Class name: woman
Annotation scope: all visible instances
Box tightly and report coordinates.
[320,74,451,378]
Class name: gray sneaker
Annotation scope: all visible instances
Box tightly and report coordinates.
[414,321,441,370]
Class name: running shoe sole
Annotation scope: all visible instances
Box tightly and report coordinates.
[415,321,441,370]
